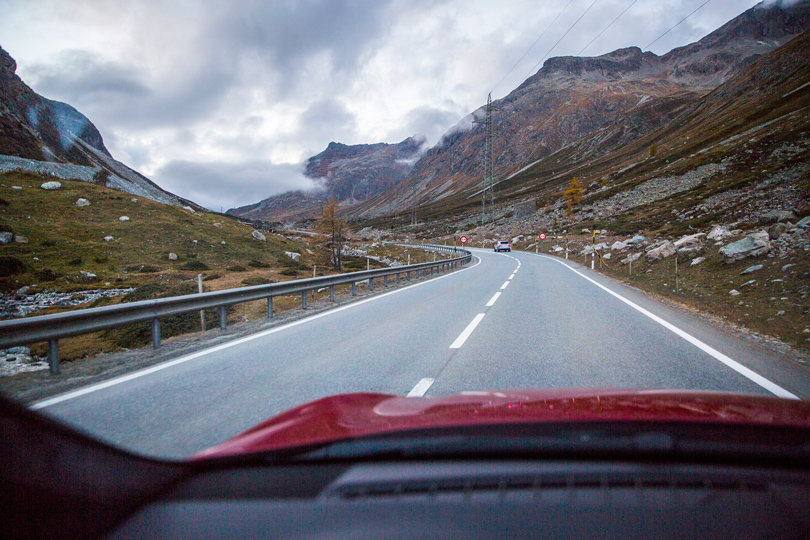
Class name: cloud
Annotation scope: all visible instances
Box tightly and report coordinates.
[154,159,317,212]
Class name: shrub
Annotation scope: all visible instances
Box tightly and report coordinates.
[179,261,210,271]
[241,277,275,286]
[0,256,26,276]
[248,260,270,268]
[227,265,247,272]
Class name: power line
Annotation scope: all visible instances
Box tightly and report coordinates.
[522,0,602,82]
[578,0,639,55]
[645,0,712,51]
[490,0,575,95]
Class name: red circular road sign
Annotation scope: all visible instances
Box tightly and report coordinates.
[460,236,468,244]
[539,233,547,240]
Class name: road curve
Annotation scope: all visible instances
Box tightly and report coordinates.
[35,248,810,458]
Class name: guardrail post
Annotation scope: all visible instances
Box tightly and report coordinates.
[48,339,59,374]
[267,296,273,318]
[219,306,227,329]
[351,281,356,296]
[302,290,307,309]
[369,277,374,291]
[396,272,400,283]
[384,275,388,288]
[407,271,411,281]
[152,318,160,349]
[330,285,334,302]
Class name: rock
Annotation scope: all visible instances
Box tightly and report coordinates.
[740,264,764,275]
[797,216,810,228]
[168,253,178,261]
[285,251,301,263]
[581,228,590,234]
[768,222,788,239]
[759,209,795,224]
[13,286,30,300]
[719,231,770,262]
[11,186,22,190]
[729,289,741,296]
[131,198,138,203]
[626,235,646,244]
[551,245,564,252]
[594,242,609,252]
[104,236,114,242]
[75,198,91,207]
[0,232,13,243]
[80,270,97,278]
[690,257,706,266]
[14,235,28,244]
[610,241,627,251]
[221,241,226,245]
[707,225,732,241]
[602,253,611,260]
[183,205,195,213]
[777,310,786,316]
[252,230,266,241]
[511,235,524,243]
[673,233,704,248]
[40,181,61,190]
[621,252,642,265]
[677,245,704,262]
[645,241,676,262]
[740,279,757,288]
[782,264,796,271]
[119,216,130,222]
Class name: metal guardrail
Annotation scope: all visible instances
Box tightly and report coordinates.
[0,244,471,374]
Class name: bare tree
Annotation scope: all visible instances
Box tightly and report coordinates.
[316,200,347,271]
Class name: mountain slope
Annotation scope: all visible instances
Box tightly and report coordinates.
[227,136,423,222]
[0,46,194,208]
[354,0,810,220]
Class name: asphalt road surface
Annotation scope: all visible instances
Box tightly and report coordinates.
[33,248,810,458]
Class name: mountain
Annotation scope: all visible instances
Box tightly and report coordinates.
[227,136,423,222]
[353,0,810,220]
[0,46,193,208]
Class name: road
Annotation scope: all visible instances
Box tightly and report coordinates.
[34,248,810,458]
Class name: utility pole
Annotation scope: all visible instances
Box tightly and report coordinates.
[473,93,501,226]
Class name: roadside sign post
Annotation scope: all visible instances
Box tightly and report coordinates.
[538,233,546,254]
[592,231,596,270]
[566,233,569,260]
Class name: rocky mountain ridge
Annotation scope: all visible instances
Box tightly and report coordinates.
[0,46,193,208]
[228,136,423,222]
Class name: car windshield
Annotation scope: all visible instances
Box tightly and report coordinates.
[1,0,809,462]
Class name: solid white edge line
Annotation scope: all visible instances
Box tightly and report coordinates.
[486,292,501,307]
[500,281,510,290]
[449,313,486,349]
[407,378,435,397]
[538,255,798,399]
[32,255,484,410]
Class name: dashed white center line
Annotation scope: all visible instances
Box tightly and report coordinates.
[486,292,501,307]
[500,281,510,290]
[450,313,485,349]
[509,274,515,280]
[407,378,435,397]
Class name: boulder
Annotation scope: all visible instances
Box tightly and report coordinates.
[645,241,676,262]
[768,222,788,239]
[285,251,301,263]
[740,264,763,275]
[610,241,627,251]
[168,253,178,261]
[40,181,61,190]
[707,225,732,241]
[797,216,810,228]
[594,242,609,252]
[759,209,795,224]
[719,231,770,263]
[729,289,741,296]
[602,252,611,260]
[103,236,114,242]
[0,232,13,243]
[690,257,706,266]
[119,216,130,222]
[621,252,641,265]
[511,235,524,243]
[677,245,704,262]
[14,235,28,244]
[75,198,91,207]
[551,245,564,253]
[673,233,705,248]
[183,205,195,213]
[626,235,646,244]
[252,230,266,241]
[13,286,30,300]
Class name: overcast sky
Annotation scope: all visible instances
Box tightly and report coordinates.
[1,0,769,210]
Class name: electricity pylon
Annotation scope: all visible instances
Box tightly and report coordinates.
[473,93,501,225]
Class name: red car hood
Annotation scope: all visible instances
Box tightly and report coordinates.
[194,389,810,459]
